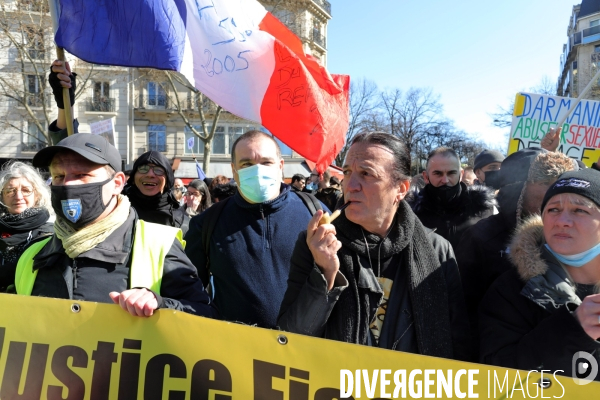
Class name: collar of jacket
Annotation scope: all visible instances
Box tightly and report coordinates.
[233,183,291,214]
[509,215,581,311]
[413,182,496,215]
[33,208,136,271]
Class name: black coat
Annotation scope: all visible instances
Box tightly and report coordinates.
[479,216,600,379]
[455,181,525,341]
[27,208,217,318]
[409,182,496,251]
[278,204,473,361]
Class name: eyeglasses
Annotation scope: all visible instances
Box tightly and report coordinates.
[138,164,166,176]
[3,187,34,197]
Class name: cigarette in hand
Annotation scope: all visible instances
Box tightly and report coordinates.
[318,201,351,226]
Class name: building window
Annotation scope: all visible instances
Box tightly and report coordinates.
[211,126,226,154]
[148,125,167,152]
[23,122,46,151]
[26,75,44,107]
[591,19,600,28]
[24,26,45,60]
[91,82,113,111]
[147,82,166,108]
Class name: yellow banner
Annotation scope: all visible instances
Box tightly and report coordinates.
[0,294,597,399]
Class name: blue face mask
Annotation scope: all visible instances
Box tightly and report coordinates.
[305,182,317,191]
[545,243,600,267]
[236,164,281,203]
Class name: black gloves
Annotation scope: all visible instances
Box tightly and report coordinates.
[48,67,77,109]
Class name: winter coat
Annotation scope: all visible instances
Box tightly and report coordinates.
[24,208,217,318]
[315,187,343,212]
[455,181,525,341]
[184,184,329,328]
[479,216,600,379]
[409,182,496,250]
[0,208,53,292]
[278,202,474,361]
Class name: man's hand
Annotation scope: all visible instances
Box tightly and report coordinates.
[541,127,561,152]
[109,288,158,317]
[306,210,342,291]
[574,293,600,340]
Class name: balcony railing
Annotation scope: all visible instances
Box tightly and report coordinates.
[137,94,170,109]
[312,29,327,49]
[86,98,116,112]
[311,0,331,16]
[21,141,47,152]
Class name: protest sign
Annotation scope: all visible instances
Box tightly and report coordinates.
[89,118,116,146]
[508,92,600,166]
[0,294,597,399]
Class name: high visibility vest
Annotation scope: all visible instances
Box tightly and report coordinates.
[14,220,185,296]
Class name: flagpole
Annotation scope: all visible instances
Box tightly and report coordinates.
[556,67,600,128]
[48,0,74,137]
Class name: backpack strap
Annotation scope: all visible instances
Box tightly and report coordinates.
[294,190,323,216]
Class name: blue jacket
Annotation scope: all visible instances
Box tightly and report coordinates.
[185,184,328,328]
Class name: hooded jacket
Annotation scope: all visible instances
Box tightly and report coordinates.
[479,216,600,378]
[124,151,189,234]
[409,182,496,250]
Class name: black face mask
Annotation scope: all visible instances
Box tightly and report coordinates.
[425,182,462,205]
[51,178,113,229]
[484,170,502,190]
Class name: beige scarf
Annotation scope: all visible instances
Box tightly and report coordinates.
[54,195,131,258]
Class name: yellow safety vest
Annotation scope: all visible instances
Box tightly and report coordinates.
[14,220,185,296]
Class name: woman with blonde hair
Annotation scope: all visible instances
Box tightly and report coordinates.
[0,161,53,291]
[480,168,600,381]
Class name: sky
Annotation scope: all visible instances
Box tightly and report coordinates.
[325,0,578,150]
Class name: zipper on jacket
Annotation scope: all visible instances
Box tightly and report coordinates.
[259,204,265,220]
[72,260,78,290]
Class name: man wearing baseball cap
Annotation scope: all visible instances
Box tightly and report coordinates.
[473,150,505,188]
[13,133,218,319]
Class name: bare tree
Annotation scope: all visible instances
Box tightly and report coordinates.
[380,87,444,166]
[334,78,378,166]
[491,75,558,129]
[0,1,95,148]
[164,71,223,176]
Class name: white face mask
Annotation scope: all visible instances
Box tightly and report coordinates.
[235,164,281,203]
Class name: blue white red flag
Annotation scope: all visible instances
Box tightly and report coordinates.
[54,0,349,172]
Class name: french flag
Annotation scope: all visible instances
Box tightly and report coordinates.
[54,0,350,172]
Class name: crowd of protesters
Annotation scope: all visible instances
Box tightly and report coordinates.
[1,59,599,380]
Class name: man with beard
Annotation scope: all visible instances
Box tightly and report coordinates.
[409,147,496,251]
[455,149,577,349]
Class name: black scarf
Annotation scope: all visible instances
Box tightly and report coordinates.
[0,207,50,240]
[0,207,51,263]
[330,201,454,358]
[125,185,183,227]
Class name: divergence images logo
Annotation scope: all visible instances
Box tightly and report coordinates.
[572,351,598,385]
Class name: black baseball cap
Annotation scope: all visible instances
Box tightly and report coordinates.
[33,133,122,172]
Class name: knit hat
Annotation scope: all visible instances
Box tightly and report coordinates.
[499,148,546,188]
[541,169,600,212]
[474,150,505,171]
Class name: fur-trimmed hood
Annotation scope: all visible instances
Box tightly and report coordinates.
[508,214,547,281]
[410,182,497,216]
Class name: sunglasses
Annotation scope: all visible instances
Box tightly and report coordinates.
[138,164,166,176]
